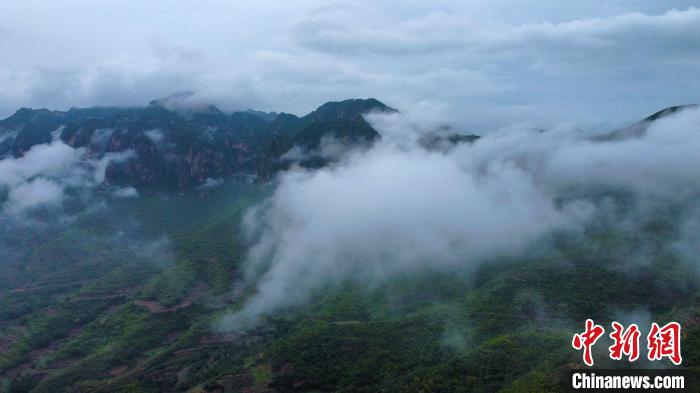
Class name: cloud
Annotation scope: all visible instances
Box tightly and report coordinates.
[280,134,365,164]
[4,178,64,215]
[227,145,588,326]
[672,205,700,273]
[113,186,139,198]
[543,111,700,199]
[218,105,700,330]
[197,178,224,189]
[0,140,82,187]
[291,5,700,127]
[93,150,135,184]
[0,137,135,215]
[144,129,165,144]
[294,6,700,60]
[1,2,699,128]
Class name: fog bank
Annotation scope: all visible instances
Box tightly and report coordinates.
[219,106,700,330]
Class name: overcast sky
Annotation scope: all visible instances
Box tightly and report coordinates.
[1,0,699,129]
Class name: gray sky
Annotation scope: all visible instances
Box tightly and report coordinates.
[1,0,699,129]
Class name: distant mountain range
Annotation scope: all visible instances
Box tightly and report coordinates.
[0,95,396,189]
[0,96,695,190]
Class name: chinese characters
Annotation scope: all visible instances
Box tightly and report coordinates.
[572,320,681,366]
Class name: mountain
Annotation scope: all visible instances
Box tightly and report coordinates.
[595,104,698,141]
[257,99,396,180]
[263,98,395,136]
[304,98,393,122]
[2,99,693,189]
[0,108,64,158]
[1,105,700,392]
[0,97,395,189]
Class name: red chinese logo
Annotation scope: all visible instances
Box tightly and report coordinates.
[609,322,640,362]
[572,319,605,366]
[647,322,682,365]
[572,320,682,366]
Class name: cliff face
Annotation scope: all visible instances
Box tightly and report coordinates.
[2,98,692,189]
[0,98,395,189]
[255,99,397,181]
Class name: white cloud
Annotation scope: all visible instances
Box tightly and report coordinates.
[197,178,224,189]
[0,138,135,215]
[1,2,699,128]
[0,140,83,187]
[4,178,64,215]
[295,6,700,59]
[144,129,165,144]
[94,151,135,184]
[219,105,700,330]
[230,145,589,325]
[113,186,139,198]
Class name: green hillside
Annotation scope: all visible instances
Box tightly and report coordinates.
[1,181,698,392]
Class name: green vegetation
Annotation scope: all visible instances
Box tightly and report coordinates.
[1,183,698,392]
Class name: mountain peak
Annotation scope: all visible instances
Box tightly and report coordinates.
[596,104,698,141]
[149,91,222,114]
[1,107,62,129]
[643,104,698,122]
[306,98,396,122]
[149,91,195,107]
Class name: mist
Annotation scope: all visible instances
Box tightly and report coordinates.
[219,106,700,330]
[0,131,175,293]
[3,3,700,129]
[0,132,133,216]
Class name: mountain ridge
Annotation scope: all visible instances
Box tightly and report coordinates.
[595,103,698,141]
[0,97,396,189]
[1,100,694,189]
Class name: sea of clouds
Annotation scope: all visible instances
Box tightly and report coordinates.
[219,105,700,330]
